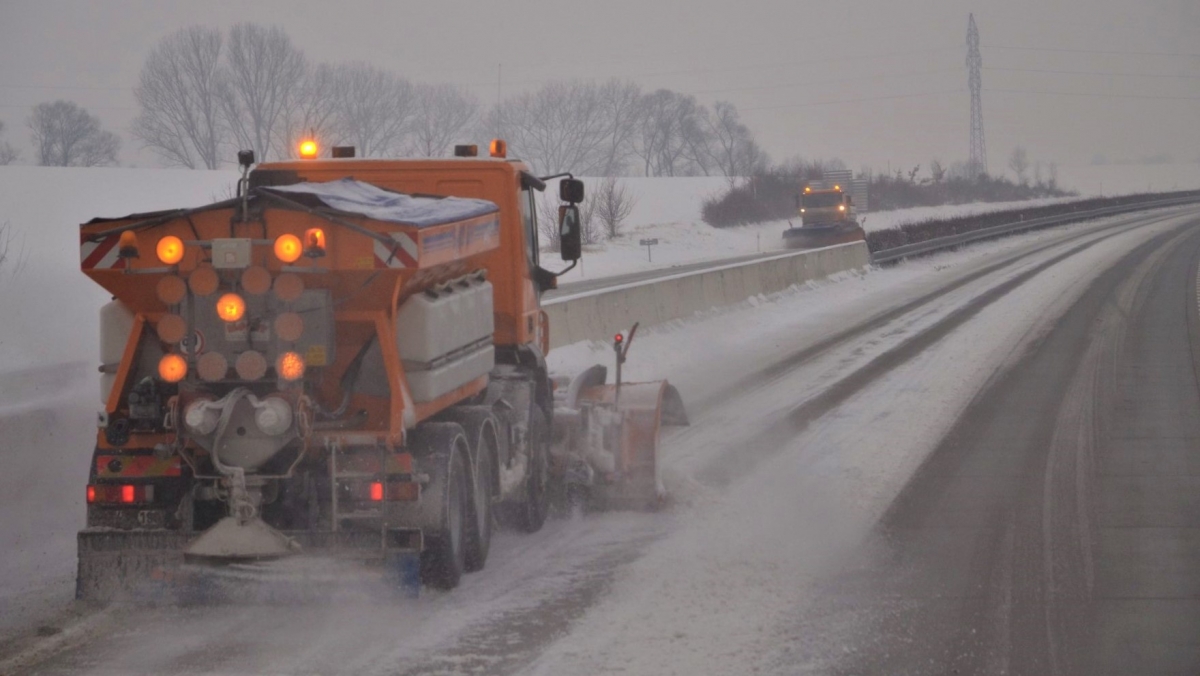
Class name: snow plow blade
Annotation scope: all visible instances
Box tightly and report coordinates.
[782,222,866,250]
[555,368,688,510]
[76,529,422,604]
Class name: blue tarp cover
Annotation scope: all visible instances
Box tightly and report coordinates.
[263,178,499,228]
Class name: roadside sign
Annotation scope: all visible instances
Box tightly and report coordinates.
[639,238,659,262]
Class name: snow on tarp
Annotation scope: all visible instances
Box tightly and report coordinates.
[262,178,498,228]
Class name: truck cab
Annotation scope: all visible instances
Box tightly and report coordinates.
[800,185,853,227]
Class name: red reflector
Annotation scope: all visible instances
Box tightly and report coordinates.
[370,481,384,501]
[86,486,96,503]
[121,484,136,504]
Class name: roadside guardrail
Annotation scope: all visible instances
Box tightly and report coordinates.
[871,193,1200,265]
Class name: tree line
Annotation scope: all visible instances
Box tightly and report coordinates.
[128,24,767,176]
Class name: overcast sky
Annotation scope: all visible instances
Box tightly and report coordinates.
[1,0,1198,175]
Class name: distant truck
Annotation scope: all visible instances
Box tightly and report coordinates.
[783,170,867,249]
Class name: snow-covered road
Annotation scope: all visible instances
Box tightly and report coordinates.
[3,205,1198,675]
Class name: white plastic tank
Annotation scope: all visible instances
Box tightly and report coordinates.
[99,300,134,404]
[395,276,495,402]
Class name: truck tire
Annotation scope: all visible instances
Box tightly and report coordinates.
[414,424,471,590]
[511,407,550,533]
[440,407,498,573]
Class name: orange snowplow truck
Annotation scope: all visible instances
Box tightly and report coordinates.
[77,142,686,602]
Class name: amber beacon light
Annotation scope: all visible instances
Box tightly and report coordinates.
[276,351,306,381]
[216,293,246,322]
[156,235,184,265]
[158,354,188,383]
[274,234,303,263]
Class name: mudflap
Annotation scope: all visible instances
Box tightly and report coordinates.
[570,380,689,511]
[76,529,422,605]
[782,223,866,250]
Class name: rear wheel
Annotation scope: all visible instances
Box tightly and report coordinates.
[414,424,470,590]
[441,407,498,573]
[512,407,550,533]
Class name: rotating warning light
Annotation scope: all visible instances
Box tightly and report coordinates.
[489,138,507,158]
[274,234,303,263]
[277,351,306,381]
[216,293,246,322]
[298,139,318,159]
[118,231,140,259]
[156,235,184,265]
[304,228,326,258]
[158,354,188,383]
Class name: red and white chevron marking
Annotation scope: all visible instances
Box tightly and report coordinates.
[80,235,126,270]
[373,231,419,269]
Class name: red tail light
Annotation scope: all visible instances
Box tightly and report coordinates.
[370,481,384,501]
[88,484,155,505]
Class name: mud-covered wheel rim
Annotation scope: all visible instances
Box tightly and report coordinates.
[447,449,466,566]
[524,410,550,530]
[474,447,493,545]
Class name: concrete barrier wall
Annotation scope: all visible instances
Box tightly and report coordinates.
[543,241,870,349]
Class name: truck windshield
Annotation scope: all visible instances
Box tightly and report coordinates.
[520,188,539,267]
[803,192,844,208]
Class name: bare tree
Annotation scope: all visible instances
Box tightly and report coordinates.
[1008,146,1030,185]
[634,89,712,177]
[132,26,227,168]
[1048,162,1059,191]
[907,164,921,183]
[408,83,478,157]
[332,62,415,157]
[594,176,638,240]
[0,221,28,280]
[274,62,343,158]
[484,80,610,175]
[28,100,120,167]
[0,121,19,165]
[219,23,306,161]
[594,79,645,176]
[930,159,946,183]
[706,101,766,184]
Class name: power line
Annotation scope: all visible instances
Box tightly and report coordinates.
[462,46,960,90]
[984,43,1200,59]
[985,66,1200,80]
[688,67,962,97]
[0,83,132,92]
[742,89,959,112]
[986,87,1200,101]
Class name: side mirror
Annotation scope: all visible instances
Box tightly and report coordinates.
[560,178,585,204]
[558,205,582,261]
